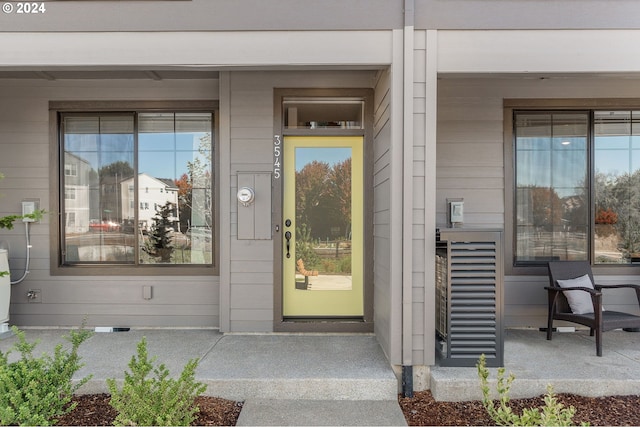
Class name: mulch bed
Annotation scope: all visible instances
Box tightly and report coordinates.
[55,394,243,426]
[399,390,640,426]
[54,390,640,426]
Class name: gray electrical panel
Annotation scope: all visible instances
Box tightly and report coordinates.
[237,172,272,240]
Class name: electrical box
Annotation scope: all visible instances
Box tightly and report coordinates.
[447,198,464,227]
[237,172,272,240]
[21,199,39,222]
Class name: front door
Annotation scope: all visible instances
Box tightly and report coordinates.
[282,136,364,317]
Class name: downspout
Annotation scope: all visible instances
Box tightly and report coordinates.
[402,0,415,398]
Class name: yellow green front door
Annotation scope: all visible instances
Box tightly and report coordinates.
[282,136,364,317]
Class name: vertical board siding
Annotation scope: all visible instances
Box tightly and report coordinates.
[438,76,640,328]
[0,78,220,327]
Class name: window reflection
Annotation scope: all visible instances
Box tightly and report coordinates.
[594,111,640,264]
[62,112,213,266]
[514,112,589,264]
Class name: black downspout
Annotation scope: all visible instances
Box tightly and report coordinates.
[402,365,414,398]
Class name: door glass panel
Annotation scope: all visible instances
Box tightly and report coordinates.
[283,136,363,318]
[295,147,352,291]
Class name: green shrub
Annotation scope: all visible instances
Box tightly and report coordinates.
[0,326,93,426]
[337,255,352,273]
[107,336,207,426]
[476,354,586,426]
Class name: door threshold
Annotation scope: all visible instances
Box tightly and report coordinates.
[276,318,373,333]
[283,316,364,322]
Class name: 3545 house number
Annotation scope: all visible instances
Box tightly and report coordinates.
[273,135,282,179]
[2,2,46,14]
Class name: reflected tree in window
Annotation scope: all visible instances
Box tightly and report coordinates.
[294,156,352,273]
[145,201,175,263]
[61,111,213,267]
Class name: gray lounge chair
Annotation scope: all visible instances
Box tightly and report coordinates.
[546,261,640,356]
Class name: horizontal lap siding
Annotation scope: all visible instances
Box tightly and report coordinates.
[374,68,394,359]
[0,78,220,328]
[229,74,273,332]
[227,71,377,332]
[438,76,640,328]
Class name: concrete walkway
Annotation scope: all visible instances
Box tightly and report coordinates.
[431,328,640,401]
[0,328,407,426]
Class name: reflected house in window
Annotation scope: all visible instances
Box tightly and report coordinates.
[121,173,179,232]
[63,151,93,234]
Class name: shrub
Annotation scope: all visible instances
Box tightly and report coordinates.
[107,336,207,426]
[595,208,618,225]
[476,354,586,426]
[0,326,93,426]
[338,255,352,273]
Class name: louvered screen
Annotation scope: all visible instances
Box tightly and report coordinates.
[437,230,503,367]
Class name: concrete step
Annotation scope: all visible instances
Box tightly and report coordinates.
[182,333,399,401]
[0,329,399,402]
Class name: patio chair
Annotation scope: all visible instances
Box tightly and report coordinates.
[546,261,640,356]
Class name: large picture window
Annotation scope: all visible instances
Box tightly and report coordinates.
[59,110,214,269]
[514,109,640,266]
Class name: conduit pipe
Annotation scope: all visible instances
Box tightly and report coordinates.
[10,222,32,285]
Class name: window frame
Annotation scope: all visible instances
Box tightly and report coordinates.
[49,100,219,276]
[505,99,640,276]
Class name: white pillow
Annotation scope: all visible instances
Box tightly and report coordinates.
[556,274,595,314]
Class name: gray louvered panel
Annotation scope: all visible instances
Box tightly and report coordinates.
[436,229,504,367]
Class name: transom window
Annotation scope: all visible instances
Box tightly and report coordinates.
[514,109,640,266]
[59,110,214,269]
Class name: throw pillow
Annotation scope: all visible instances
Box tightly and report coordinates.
[556,274,595,314]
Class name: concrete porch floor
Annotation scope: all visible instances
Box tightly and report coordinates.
[431,328,640,401]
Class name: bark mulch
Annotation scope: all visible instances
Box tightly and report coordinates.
[399,390,640,426]
[55,390,640,426]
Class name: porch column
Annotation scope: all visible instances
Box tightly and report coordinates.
[423,29,438,366]
[401,0,415,397]
[219,71,232,332]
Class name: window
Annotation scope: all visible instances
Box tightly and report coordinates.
[514,108,640,266]
[64,163,77,177]
[65,187,77,200]
[59,109,214,270]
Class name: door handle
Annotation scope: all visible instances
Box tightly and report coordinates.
[285,231,292,258]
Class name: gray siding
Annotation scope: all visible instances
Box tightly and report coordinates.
[372,29,429,366]
[225,70,378,332]
[0,0,403,32]
[373,67,394,360]
[0,78,220,327]
[417,0,640,30]
[227,72,275,332]
[437,76,640,328]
